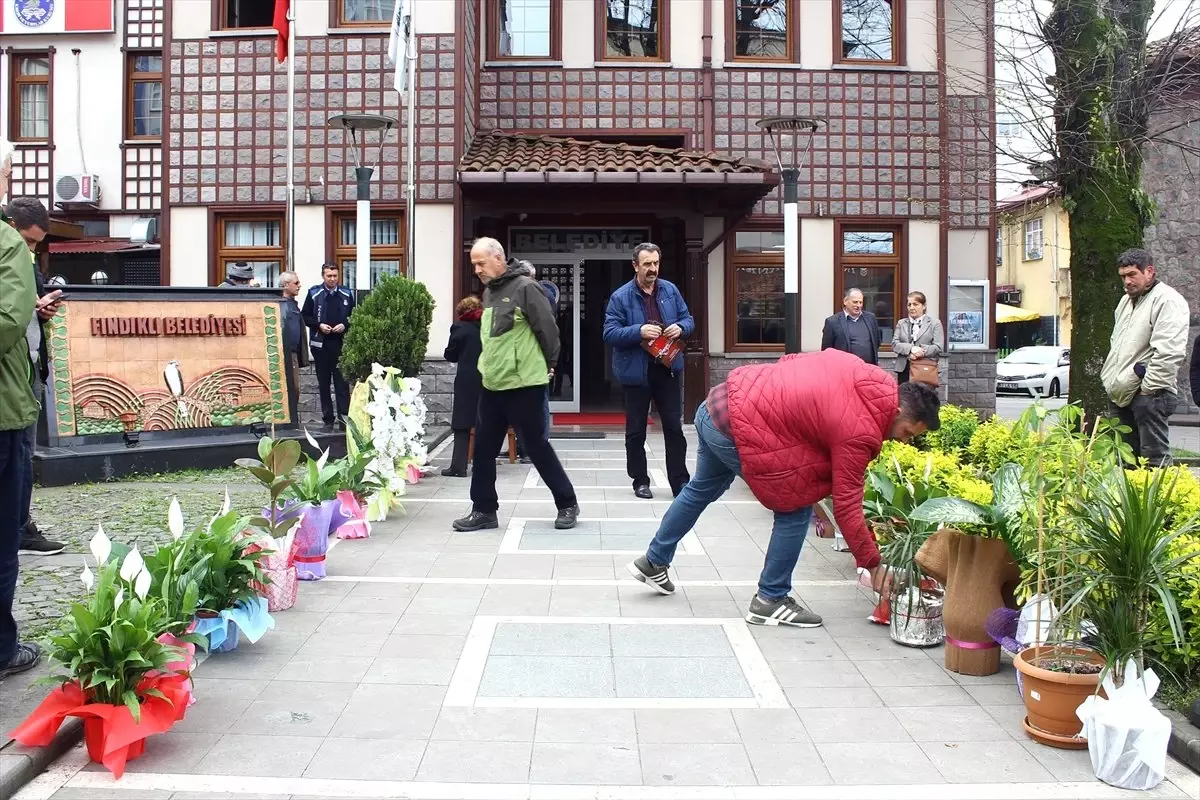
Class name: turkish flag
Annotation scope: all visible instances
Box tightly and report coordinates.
[273,0,289,63]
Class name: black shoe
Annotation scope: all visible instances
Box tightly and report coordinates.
[0,642,42,679]
[452,511,498,532]
[19,528,65,556]
[634,485,654,500]
[554,504,580,529]
[626,555,675,595]
[519,456,532,464]
[440,467,468,478]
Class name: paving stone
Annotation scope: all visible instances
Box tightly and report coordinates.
[490,622,611,656]
[818,741,945,785]
[432,708,537,741]
[232,681,354,737]
[111,731,221,774]
[173,678,268,734]
[478,655,616,698]
[732,708,813,743]
[195,733,322,777]
[856,657,959,687]
[328,684,444,739]
[302,738,427,780]
[415,740,532,783]
[274,655,374,684]
[639,742,757,786]
[610,623,733,657]
[530,742,642,784]
[362,656,460,685]
[535,709,638,744]
[797,706,912,743]
[898,705,1014,743]
[770,659,868,688]
[1017,738,1101,782]
[785,686,884,709]
[522,533,603,550]
[614,656,752,698]
[477,585,553,615]
[745,740,834,785]
[379,633,468,659]
[634,709,741,743]
[875,684,977,707]
[920,740,1057,783]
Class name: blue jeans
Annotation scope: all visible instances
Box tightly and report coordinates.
[0,429,30,664]
[646,400,813,601]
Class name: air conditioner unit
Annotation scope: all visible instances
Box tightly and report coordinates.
[53,173,101,206]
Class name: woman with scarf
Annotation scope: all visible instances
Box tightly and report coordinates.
[891,291,944,384]
[442,296,484,477]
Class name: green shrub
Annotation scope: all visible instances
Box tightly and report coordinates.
[338,275,434,383]
[921,404,980,453]
[965,415,1035,472]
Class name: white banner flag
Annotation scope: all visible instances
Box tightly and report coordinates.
[387,0,412,94]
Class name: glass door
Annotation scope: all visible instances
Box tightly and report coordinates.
[517,256,581,413]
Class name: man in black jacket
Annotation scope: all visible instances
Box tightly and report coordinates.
[821,288,882,365]
[301,264,356,429]
[278,271,309,425]
[2,200,65,555]
[1191,334,1199,409]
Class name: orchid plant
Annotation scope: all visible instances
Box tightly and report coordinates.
[360,363,427,492]
[47,528,184,722]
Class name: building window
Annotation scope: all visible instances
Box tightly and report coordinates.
[996,112,1020,138]
[216,216,284,287]
[337,0,396,26]
[836,0,901,64]
[490,0,560,60]
[995,228,1003,266]
[729,0,793,61]
[126,53,163,140]
[600,0,667,61]
[217,0,274,30]
[10,54,51,142]
[1023,217,1043,260]
[837,225,903,345]
[333,211,405,288]
[727,230,786,351]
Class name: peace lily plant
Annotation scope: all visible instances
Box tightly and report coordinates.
[361,363,427,492]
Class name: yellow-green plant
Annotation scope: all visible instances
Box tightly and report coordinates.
[921,404,980,454]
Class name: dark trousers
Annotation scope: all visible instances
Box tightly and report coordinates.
[1112,391,1178,466]
[624,363,690,496]
[472,385,576,513]
[897,362,910,384]
[313,348,349,424]
[20,375,41,532]
[0,429,30,664]
[286,353,301,425]
[449,428,471,472]
[512,388,551,459]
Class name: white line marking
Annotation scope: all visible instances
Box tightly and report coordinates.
[428,434,454,460]
[60,772,1200,800]
[649,468,670,490]
[399,497,764,505]
[319,575,857,588]
[499,518,705,556]
[443,615,790,711]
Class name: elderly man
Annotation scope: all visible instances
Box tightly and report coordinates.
[821,288,882,366]
[452,238,579,532]
[627,350,940,627]
[278,271,309,425]
[219,261,254,288]
[0,195,49,677]
[1100,248,1190,466]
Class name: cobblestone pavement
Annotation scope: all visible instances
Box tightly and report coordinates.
[12,434,1200,800]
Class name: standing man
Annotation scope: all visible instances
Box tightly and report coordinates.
[626,349,939,627]
[301,264,355,430]
[1190,332,1199,410]
[278,271,309,425]
[1,198,65,556]
[219,261,254,288]
[0,194,48,677]
[1100,248,1190,466]
[821,288,881,365]
[452,238,579,532]
[602,243,694,499]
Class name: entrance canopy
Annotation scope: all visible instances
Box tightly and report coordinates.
[997,303,1040,324]
[458,131,779,214]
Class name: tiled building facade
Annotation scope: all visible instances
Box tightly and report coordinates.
[8,0,999,422]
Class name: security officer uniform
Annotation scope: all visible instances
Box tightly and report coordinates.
[301,281,355,426]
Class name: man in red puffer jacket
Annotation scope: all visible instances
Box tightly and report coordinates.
[626,349,941,627]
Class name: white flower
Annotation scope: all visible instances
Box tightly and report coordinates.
[120,548,145,581]
[114,588,125,611]
[304,428,321,450]
[168,498,184,540]
[89,526,112,565]
[371,362,385,378]
[80,561,94,590]
[221,488,231,515]
[133,568,151,600]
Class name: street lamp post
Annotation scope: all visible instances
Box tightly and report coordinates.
[327,113,399,295]
[755,116,823,355]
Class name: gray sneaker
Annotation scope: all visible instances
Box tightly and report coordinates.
[745,595,823,628]
[626,555,675,595]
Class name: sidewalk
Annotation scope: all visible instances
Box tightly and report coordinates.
[15,432,1200,799]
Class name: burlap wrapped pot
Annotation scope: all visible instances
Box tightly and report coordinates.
[915,529,1020,676]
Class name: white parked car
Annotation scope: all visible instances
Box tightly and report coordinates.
[995,346,1070,398]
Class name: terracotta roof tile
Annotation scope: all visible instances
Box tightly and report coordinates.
[459,131,773,174]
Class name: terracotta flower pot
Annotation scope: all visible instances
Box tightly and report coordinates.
[1013,645,1106,749]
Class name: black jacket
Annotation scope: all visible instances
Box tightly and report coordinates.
[281,296,310,367]
[820,311,882,366]
[1190,334,1199,407]
[301,284,356,354]
[444,319,483,430]
[31,263,49,383]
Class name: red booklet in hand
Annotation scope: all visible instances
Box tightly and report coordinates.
[642,335,683,368]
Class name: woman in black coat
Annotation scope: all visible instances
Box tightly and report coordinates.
[441,295,483,477]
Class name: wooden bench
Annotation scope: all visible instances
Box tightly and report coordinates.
[467,427,518,463]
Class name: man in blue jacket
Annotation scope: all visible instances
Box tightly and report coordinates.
[603,243,694,498]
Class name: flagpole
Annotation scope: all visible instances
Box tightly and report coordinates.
[285,2,296,277]
[404,11,417,281]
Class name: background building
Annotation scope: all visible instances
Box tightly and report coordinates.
[995,183,1071,352]
[8,0,999,423]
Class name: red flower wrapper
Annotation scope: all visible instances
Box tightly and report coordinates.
[10,672,193,779]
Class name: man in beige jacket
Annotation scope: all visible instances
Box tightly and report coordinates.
[1100,248,1191,466]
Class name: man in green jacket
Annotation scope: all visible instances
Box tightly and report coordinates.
[452,237,579,532]
[0,196,47,678]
